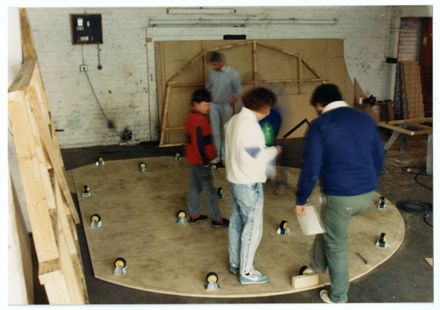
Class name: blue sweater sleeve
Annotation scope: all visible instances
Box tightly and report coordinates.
[371,126,385,179]
[296,123,323,205]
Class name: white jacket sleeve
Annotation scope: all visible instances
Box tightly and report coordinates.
[239,121,277,165]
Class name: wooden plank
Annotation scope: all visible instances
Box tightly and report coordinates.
[159,142,185,148]
[161,126,185,132]
[381,117,432,125]
[208,41,252,52]
[169,79,325,87]
[8,60,36,93]
[292,274,319,289]
[54,179,77,256]
[297,56,302,94]
[39,271,72,304]
[58,231,87,304]
[243,78,326,85]
[168,82,204,87]
[377,123,432,136]
[301,59,321,79]
[19,9,37,61]
[202,49,207,83]
[159,84,172,146]
[25,82,80,223]
[425,257,433,267]
[8,91,59,263]
[9,175,34,304]
[168,51,204,83]
[408,123,432,130]
[257,41,300,58]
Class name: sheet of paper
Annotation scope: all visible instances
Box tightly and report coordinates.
[296,205,326,236]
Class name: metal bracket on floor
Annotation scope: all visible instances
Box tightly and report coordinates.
[217,187,224,200]
[175,153,183,162]
[377,196,387,209]
[205,272,220,291]
[376,233,389,249]
[96,155,105,166]
[113,257,128,275]
[90,213,103,228]
[176,210,188,223]
[138,162,147,172]
[277,220,289,236]
[82,185,91,197]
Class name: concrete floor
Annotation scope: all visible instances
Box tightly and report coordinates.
[34,134,433,304]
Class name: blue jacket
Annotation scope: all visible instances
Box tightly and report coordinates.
[296,106,384,205]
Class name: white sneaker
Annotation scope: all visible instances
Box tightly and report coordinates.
[239,269,269,285]
[320,289,334,304]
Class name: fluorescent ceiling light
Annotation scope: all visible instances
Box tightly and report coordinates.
[167,8,237,15]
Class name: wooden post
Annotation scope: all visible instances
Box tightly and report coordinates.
[159,84,171,146]
[203,49,208,83]
[252,40,257,84]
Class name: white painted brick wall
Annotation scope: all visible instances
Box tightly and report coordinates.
[27,7,397,148]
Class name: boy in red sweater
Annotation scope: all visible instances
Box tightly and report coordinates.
[184,88,229,228]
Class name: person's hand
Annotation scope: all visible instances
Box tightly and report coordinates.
[296,204,307,215]
[276,146,282,155]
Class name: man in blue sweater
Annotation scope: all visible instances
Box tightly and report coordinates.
[296,84,384,303]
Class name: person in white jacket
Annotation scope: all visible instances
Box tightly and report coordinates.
[224,87,282,285]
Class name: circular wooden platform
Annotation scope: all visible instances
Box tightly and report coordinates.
[72,156,405,298]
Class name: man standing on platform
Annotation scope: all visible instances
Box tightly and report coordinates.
[206,51,241,165]
[295,84,384,303]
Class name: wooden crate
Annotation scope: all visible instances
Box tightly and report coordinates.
[8,9,88,304]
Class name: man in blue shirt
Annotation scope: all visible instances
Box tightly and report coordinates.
[295,84,384,303]
[206,52,241,164]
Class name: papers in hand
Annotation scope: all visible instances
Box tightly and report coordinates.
[296,205,326,236]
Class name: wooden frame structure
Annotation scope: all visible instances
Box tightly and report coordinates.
[159,40,327,147]
[8,9,88,304]
[378,117,432,152]
[378,117,432,136]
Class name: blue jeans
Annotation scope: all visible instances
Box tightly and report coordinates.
[209,102,233,161]
[228,183,264,275]
[186,165,221,221]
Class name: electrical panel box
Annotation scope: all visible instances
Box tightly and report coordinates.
[71,14,103,44]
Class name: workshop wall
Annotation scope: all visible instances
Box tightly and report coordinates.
[26,6,423,148]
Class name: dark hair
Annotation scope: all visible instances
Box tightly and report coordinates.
[191,88,211,104]
[209,51,224,63]
[242,87,277,111]
[310,84,342,107]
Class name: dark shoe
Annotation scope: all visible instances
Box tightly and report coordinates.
[188,214,208,224]
[216,161,225,168]
[229,264,239,275]
[212,218,229,228]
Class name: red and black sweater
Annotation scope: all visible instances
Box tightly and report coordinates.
[184,112,216,165]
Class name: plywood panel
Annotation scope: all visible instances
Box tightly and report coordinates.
[74,157,405,298]
[155,39,356,146]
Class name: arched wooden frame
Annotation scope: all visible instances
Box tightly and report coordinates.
[159,40,327,147]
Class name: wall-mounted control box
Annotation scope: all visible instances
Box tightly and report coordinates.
[71,14,103,44]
